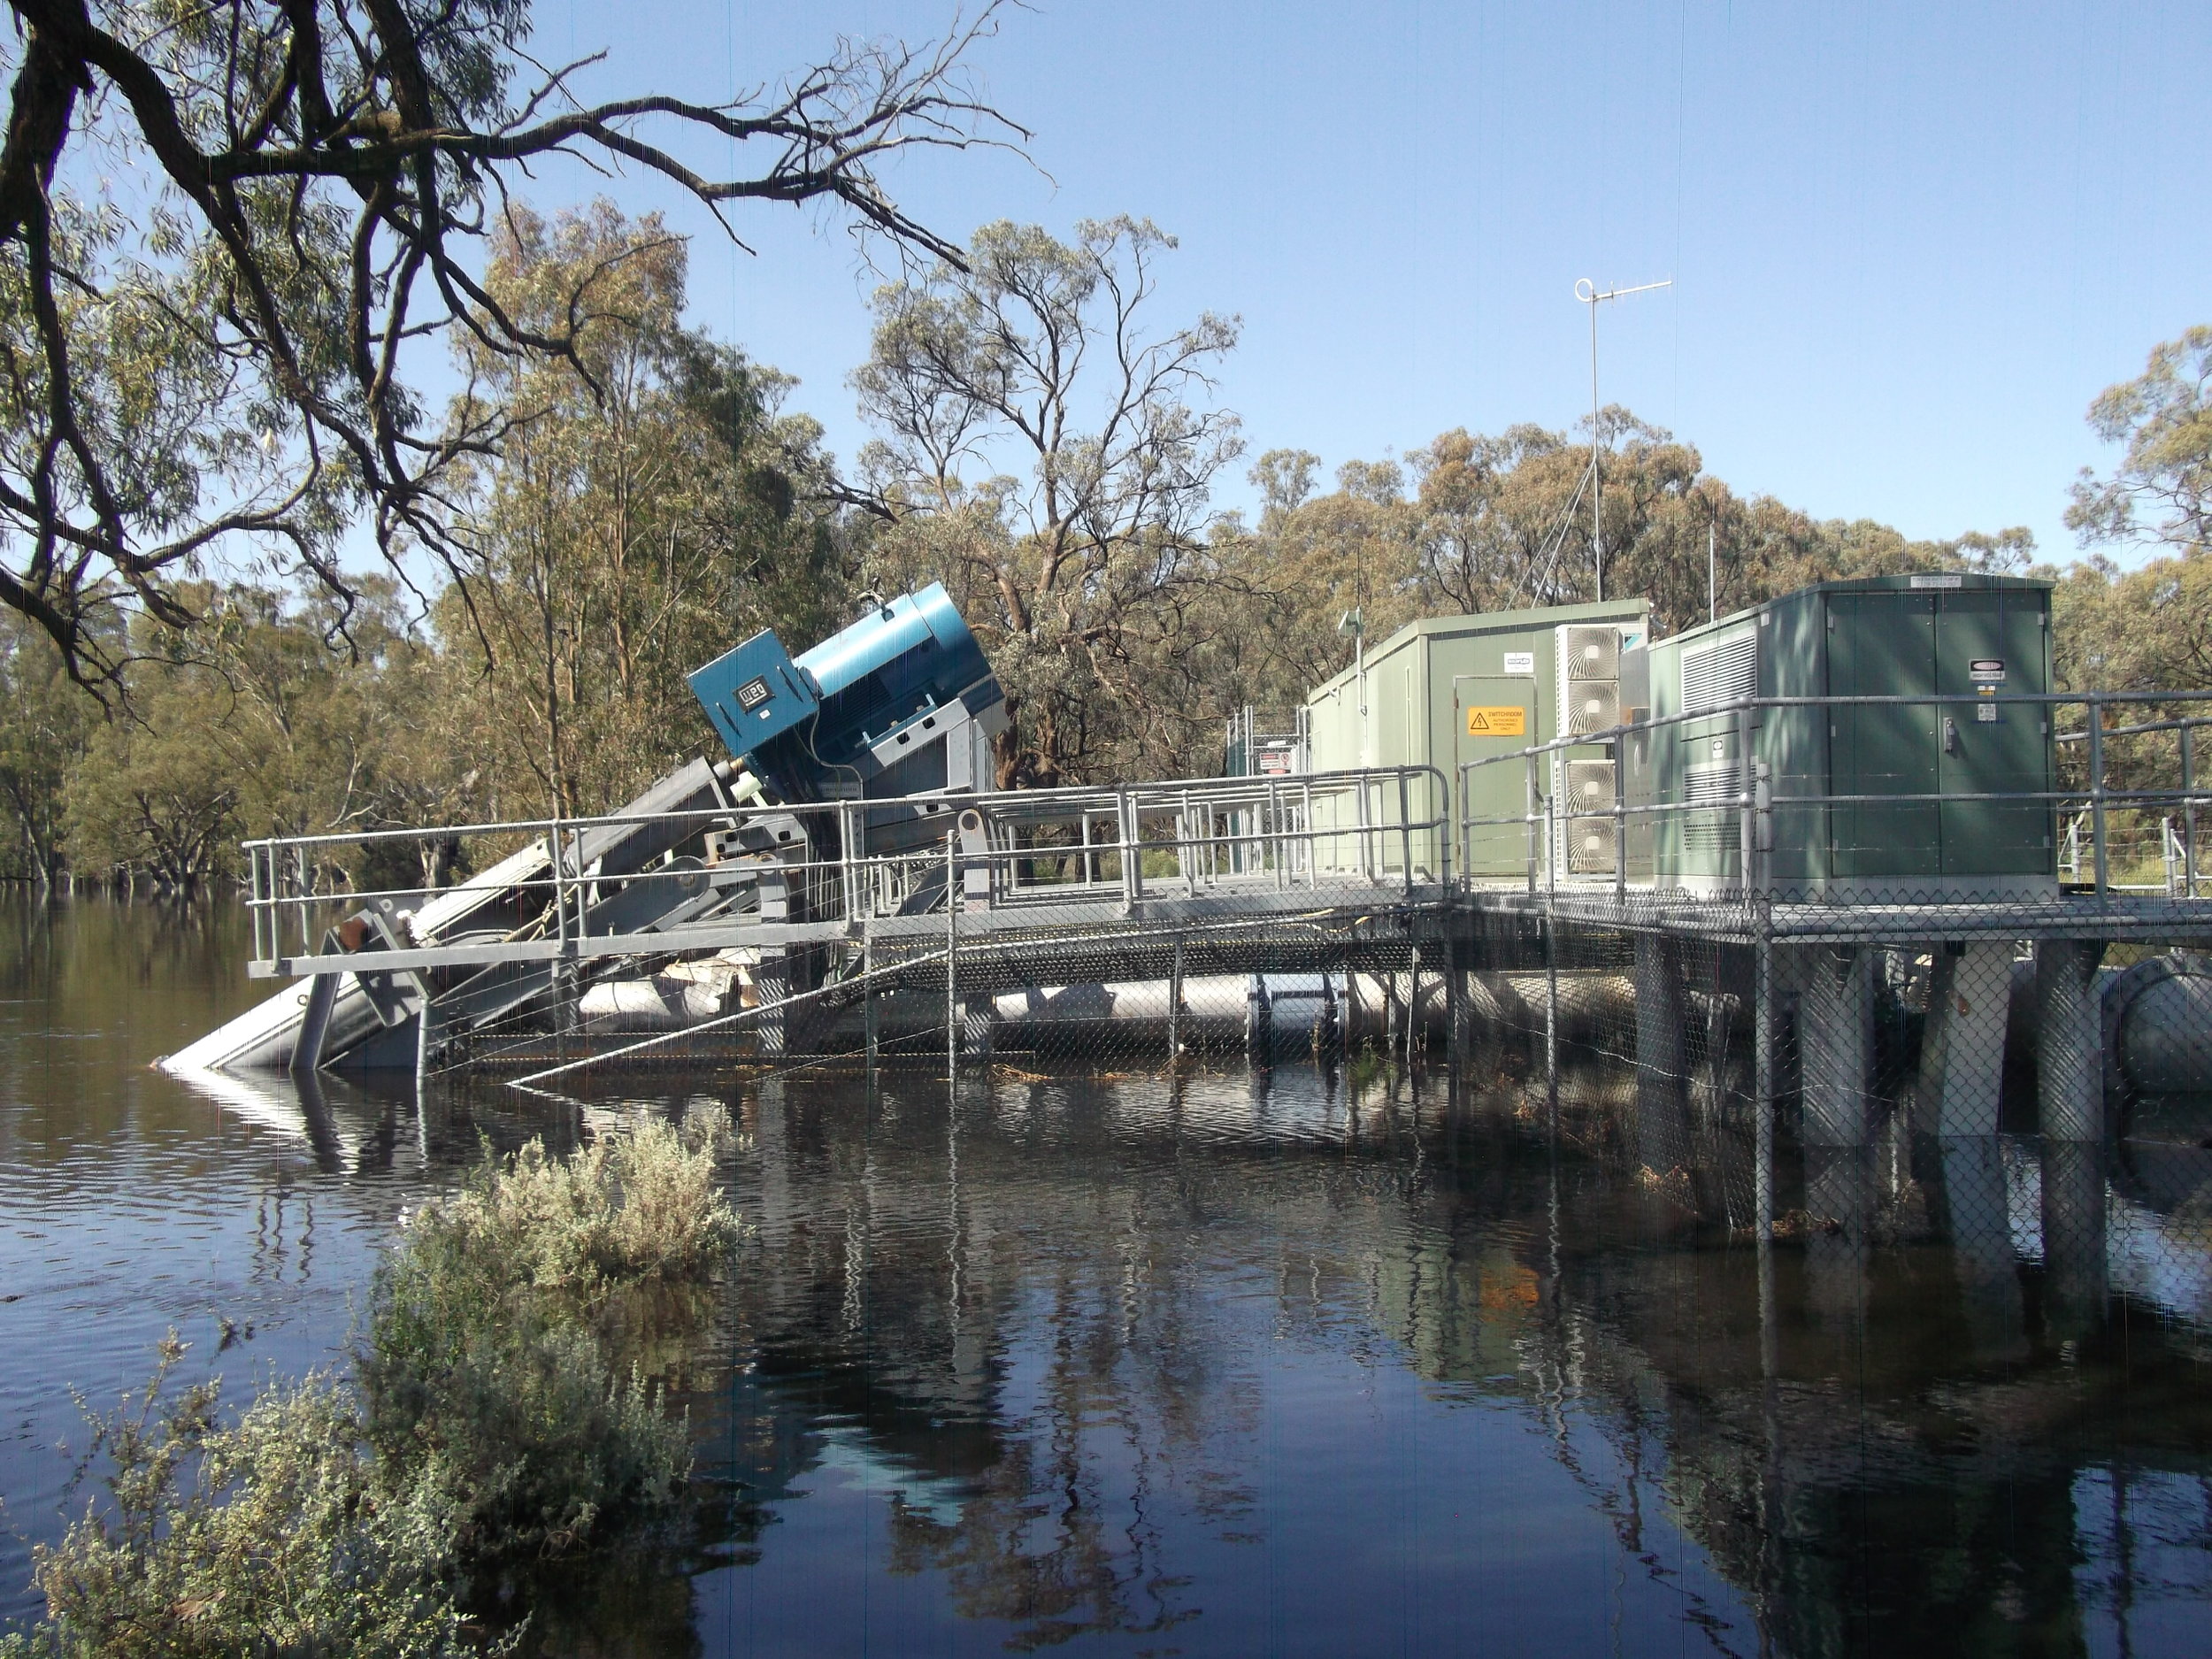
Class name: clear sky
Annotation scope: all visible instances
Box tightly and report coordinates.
[526,0,2208,565]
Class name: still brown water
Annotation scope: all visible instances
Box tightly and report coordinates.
[1,894,2208,1655]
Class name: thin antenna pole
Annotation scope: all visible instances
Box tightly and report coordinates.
[1574,277,1673,607]
[1591,297,1602,601]
[1709,519,1717,624]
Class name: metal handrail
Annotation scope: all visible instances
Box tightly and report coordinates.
[1454,689,2212,901]
[242,764,1454,974]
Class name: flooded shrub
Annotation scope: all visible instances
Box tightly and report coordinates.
[2,1340,472,1659]
[359,1111,735,1556]
[4,1111,737,1655]
[391,1110,740,1302]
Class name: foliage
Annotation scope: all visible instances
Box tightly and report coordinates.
[1212,415,2034,721]
[57,580,423,893]
[0,606,96,884]
[358,1110,735,1558]
[2067,326,2212,558]
[5,1110,736,1654]
[0,0,1020,687]
[853,217,1245,787]
[442,203,847,816]
[1,1340,473,1659]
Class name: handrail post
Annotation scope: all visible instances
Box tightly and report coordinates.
[1345,779,1363,885]
[2184,719,2199,899]
[1268,780,1285,889]
[1299,778,1314,887]
[1119,790,1142,910]
[1525,752,1539,896]
[1737,703,1756,902]
[1612,732,1628,909]
[838,801,857,926]
[1399,769,1413,896]
[2088,694,2109,895]
[1457,763,1470,895]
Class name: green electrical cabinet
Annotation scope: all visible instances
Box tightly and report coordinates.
[1629,573,2055,900]
[1304,599,1649,880]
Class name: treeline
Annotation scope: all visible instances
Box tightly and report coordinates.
[1,205,2203,893]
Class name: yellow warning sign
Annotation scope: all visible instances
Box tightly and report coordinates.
[1465,705,1527,736]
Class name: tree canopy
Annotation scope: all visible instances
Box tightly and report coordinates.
[0,0,1020,687]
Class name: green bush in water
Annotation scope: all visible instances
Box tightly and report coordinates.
[4,1110,737,1656]
[360,1114,738,1558]
[0,1340,476,1659]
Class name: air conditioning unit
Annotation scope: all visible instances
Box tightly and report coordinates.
[1566,816,1619,874]
[1564,759,1616,815]
[1563,680,1621,735]
[1561,625,1622,681]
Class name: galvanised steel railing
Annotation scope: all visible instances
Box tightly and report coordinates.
[242,764,1454,979]
[1455,689,2212,902]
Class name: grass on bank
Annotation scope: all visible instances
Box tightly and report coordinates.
[3,1110,739,1658]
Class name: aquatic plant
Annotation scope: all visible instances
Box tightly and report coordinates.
[0,1340,473,1659]
[3,1110,737,1655]
[360,1112,737,1557]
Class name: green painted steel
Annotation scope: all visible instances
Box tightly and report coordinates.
[1633,574,2055,898]
[1305,599,1649,879]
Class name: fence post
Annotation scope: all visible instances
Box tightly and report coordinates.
[1736,703,1756,902]
[1613,738,1628,908]
[2087,695,2109,895]
[1754,931,1775,1245]
[946,832,959,1079]
[863,925,879,1080]
[1544,785,1558,1090]
[1168,933,1185,1066]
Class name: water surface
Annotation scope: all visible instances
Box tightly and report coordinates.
[2,896,2208,1655]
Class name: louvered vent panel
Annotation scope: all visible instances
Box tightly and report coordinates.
[1564,759,1616,814]
[1564,680,1621,734]
[1681,629,1758,713]
[1566,816,1618,873]
[1562,626,1621,681]
[1683,760,1740,853]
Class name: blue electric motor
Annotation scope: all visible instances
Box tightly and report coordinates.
[688,584,1002,800]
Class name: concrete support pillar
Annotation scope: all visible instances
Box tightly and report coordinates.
[1938,1134,2027,1362]
[2034,939,2107,1141]
[1446,942,1471,1075]
[1802,1142,1870,1335]
[1919,941,2013,1137]
[2039,1138,2108,1340]
[960,994,995,1063]
[755,949,793,1060]
[1633,933,1690,1177]
[1799,945,1876,1147]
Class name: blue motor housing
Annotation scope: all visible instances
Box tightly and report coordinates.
[688,584,998,795]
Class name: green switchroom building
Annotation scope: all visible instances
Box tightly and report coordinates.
[1624,572,2057,901]
[1304,599,1652,881]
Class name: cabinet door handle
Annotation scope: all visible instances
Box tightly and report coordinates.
[1943,717,1959,754]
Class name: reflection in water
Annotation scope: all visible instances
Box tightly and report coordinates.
[3,897,2211,1653]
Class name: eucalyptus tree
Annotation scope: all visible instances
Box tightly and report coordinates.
[0,0,1021,688]
[446,201,845,816]
[852,216,1243,786]
[2067,325,2212,560]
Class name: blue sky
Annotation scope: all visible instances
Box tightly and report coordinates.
[525,0,2207,564]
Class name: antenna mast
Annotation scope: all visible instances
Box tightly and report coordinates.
[1573,277,1672,603]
